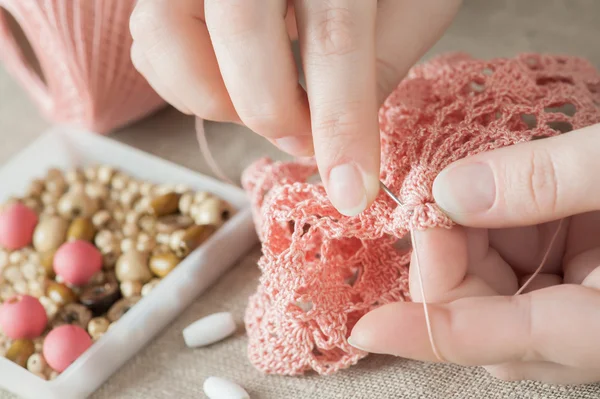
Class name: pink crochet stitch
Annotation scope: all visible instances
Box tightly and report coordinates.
[241,53,600,376]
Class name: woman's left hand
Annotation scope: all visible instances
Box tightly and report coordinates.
[349,123,600,384]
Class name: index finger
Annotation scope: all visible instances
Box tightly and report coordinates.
[294,0,381,216]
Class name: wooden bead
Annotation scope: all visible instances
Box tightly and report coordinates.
[122,223,139,238]
[176,225,217,257]
[115,250,152,283]
[150,193,181,217]
[107,297,141,322]
[20,262,39,281]
[26,179,45,198]
[120,238,135,253]
[94,230,115,249]
[57,190,98,219]
[46,282,78,306]
[120,280,142,298]
[92,210,112,229]
[52,303,92,329]
[136,234,156,252]
[6,339,35,368]
[97,165,115,185]
[191,197,232,227]
[85,182,109,201]
[88,317,110,340]
[26,353,47,374]
[169,230,186,253]
[4,265,24,283]
[67,217,96,242]
[39,296,58,319]
[178,193,193,214]
[141,279,160,296]
[149,252,179,278]
[8,251,25,265]
[65,168,85,184]
[110,173,129,191]
[83,166,98,181]
[33,216,68,252]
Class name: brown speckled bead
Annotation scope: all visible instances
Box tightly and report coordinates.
[6,339,35,368]
[46,281,78,306]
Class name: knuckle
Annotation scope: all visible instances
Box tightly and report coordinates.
[309,7,358,57]
[519,148,560,216]
[205,0,257,37]
[129,0,168,42]
[238,103,287,138]
[512,294,539,362]
[314,105,363,143]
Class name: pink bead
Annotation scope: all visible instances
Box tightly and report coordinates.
[43,325,92,372]
[0,295,48,339]
[53,240,103,286]
[0,203,38,250]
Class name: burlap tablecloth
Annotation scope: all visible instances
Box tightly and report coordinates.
[1,1,600,397]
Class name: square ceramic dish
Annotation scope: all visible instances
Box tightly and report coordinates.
[0,126,258,399]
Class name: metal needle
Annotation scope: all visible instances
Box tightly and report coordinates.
[379,181,403,207]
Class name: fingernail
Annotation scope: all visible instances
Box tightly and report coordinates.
[432,162,496,215]
[347,336,370,352]
[274,136,314,157]
[328,163,378,216]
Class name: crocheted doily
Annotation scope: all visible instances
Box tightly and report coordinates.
[241,53,600,375]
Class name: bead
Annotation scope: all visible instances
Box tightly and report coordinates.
[57,190,98,219]
[122,223,139,238]
[28,280,45,298]
[33,216,68,252]
[134,197,151,213]
[54,240,103,285]
[22,197,42,213]
[120,238,135,253]
[0,250,8,269]
[40,191,59,206]
[113,209,125,224]
[169,230,186,253]
[193,191,210,204]
[0,284,16,301]
[27,353,47,374]
[91,210,111,230]
[83,165,97,181]
[79,281,121,316]
[183,312,236,348]
[138,215,156,234]
[27,252,41,264]
[48,370,60,380]
[156,214,194,234]
[152,244,170,256]
[67,217,96,242]
[107,296,140,322]
[94,229,115,249]
[6,339,35,368]
[127,180,140,194]
[120,191,139,210]
[154,184,176,196]
[0,295,48,339]
[4,265,24,283]
[65,168,85,184]
[20,262,39,281]
[149,252,179,278]
[26,179,45,198]
[178,193,194,215]
[150,193,181,217]
[13,280,29,294]
[101,245,121,270]
[45,178,67,197]
[43,325,92,372]
[124,211,141,226]
[40,250,56,278]
[203,376,249,399]
[33,337,44,352]
[0,203,38,250]
[46,282,78,306]
[111,172,129,191]
[191,197,232,227]
[9,251,25,265]
[97,165,115,185]
[88,271,106,285]
[52,303,92,329]
[115,250,152,283]
[120,280,142,298]
[136,234,156,252]
[156,233,170,245]
[139,182,154,197]
[39,296,59,319]
[176,225,217,257]
[87,317,110,340]
[141,279,160,296]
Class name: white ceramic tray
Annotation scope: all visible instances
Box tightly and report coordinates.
[0,126,258,399]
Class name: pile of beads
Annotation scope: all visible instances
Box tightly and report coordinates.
[0,165,233,379]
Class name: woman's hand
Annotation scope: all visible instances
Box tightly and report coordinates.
[350,123,600,384]
[129,0,461,216]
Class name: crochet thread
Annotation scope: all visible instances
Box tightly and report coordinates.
[241,53,600,375]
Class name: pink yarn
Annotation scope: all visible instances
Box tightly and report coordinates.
[0,0,165,133]
[241,53,600,375]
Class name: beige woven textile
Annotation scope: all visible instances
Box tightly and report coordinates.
[1,1,600,397]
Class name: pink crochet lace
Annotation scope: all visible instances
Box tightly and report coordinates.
[241,53,600,376]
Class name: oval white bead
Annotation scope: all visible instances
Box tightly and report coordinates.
[203,376,249,399]
[182,311,236,348]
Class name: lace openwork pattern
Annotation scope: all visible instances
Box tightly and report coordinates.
[241,53,600,375]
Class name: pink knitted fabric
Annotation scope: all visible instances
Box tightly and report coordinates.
[0,0,165,133]
[241,53,600,375]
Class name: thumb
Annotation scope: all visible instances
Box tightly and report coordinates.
[432,124,600,228]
